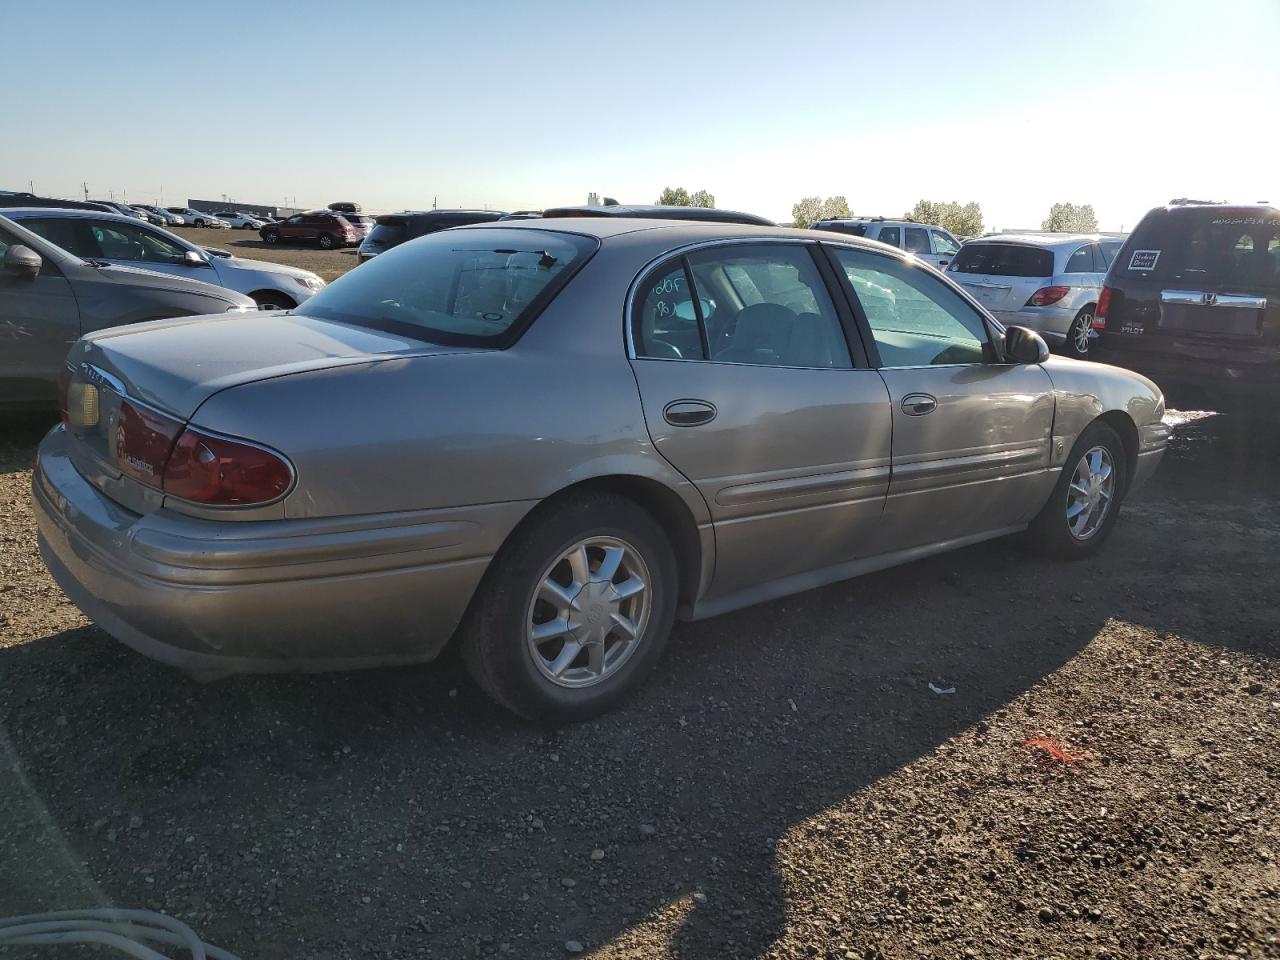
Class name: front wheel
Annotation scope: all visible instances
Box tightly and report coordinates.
[318,233,336,250]
[194,219,206,228]
[1027,422,1127,559]
[1064,306,1094,359]
[251,291,296,310]
[263,230,279,244]
[460,493,677,722]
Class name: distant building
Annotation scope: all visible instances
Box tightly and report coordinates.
[187,198,305,218]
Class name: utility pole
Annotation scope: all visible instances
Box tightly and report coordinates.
[433,195,438,210]
[82,182,89,201]
[28,180,34,194]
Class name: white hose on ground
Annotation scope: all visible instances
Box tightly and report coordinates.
[0,908,238,960]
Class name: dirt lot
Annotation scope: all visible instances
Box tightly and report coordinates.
[169,224,361,283]
[1,408,1277,959]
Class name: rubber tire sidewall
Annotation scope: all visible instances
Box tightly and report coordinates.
[461,493,677,723]
[1064,307,1093,360]
[264,230,279,244]
[252,291,296,310]
[1028,421,1127,559]
[319,233,335,249]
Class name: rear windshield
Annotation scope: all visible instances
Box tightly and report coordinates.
[368,220,406,244]
[298,227,597,347]
[1120,209,1280,288]
[950,242,1053,277]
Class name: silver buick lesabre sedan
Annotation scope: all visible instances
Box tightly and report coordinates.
[33,219,1169,720]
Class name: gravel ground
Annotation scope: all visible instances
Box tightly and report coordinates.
[169,224,360,282]
[1,409,1277,959]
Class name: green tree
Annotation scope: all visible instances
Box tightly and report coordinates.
[658,186,692,206]
[790,196,823,228]
[820,195,851,220]
[1041,202,1099,233]
[906,199,984,237]
[689,189,715,208]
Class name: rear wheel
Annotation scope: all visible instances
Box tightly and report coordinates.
[1027,421,1127,558]
[461,493,677,722]
[263,230,279,244]
[318,233,337,250]
[1064,306,1094,359]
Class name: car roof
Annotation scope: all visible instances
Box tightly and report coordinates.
[457,217,861,244]
[541,205,775,226]
[967,233,1103,249]
[0,206,169,227]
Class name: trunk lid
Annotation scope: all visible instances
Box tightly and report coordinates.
[949,241,1054,311]
[74,311,476,419]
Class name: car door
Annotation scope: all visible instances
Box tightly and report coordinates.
[280,214,306,239]
[628,241,892,600]
[825,243,1056,551]
[904,226,935,266]
[0,224,81,408]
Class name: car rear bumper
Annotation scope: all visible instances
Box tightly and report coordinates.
[33,427,532,676]
[991,307,1076,344]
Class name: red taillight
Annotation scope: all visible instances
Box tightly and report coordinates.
[1094,286,1113,329]
[115,400,184,486]
[162,427,293,505]
[1026,285,1070,307]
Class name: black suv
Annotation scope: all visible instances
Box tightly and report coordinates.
[1094,200,1280,405]
[356,210,506,263]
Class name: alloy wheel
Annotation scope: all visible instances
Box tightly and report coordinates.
[1072,311,1093,356]
[1066,445,1115,540]
[526,536,652,688]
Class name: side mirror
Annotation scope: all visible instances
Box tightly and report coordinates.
[1003,325,1050,364]
[181,250,208,267]
[3,244,42,280]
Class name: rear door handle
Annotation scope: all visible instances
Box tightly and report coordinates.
[663,399,717,427]
[901,393,937,416]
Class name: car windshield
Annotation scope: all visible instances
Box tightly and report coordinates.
[950,242,1054,277]
[298,227,596,345]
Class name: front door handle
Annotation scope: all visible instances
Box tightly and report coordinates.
[663,399,717,427]
[901,393,937,416]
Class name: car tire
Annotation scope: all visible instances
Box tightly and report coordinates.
[1063,306,1094,360]
[251,291,296,310]
[194,219,206,228]
[263,230,279,244]
[318,233,336,250]
[1027,421,1128,559]
[460,492,678,722]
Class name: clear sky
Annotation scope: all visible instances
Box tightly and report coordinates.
[4,0,1276,231]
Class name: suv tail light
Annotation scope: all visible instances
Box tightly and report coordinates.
[1026,286,1070,307]
[1094,286,1113,329]
[113,400,294,505]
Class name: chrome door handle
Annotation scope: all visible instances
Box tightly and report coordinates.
[901,393,937,416]
[663,399,717,427]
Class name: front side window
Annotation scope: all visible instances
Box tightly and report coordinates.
[635,244,852,368]
[20,218,83,254]
[299,227,595,346]
[904,227,930,255]
[833,247,990,368]
[876,226,901,248]
[931,230,960,256]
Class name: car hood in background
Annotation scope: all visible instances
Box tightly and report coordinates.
[77,312,482,418]
[218,255,319,281]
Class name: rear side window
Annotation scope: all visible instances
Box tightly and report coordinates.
[816,222,867,236]
[19,217,82,254]
[298,227,596,347]
[368,219,407,244]
[950,243,1053,277]
[1064,245,1098,274]
[904,227,930,255]
[876,226,901,248]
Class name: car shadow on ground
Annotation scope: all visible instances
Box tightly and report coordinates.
[0,414,56,475]
[1,410,1276,957]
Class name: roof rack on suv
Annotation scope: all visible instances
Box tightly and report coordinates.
[1168,198,1222,206]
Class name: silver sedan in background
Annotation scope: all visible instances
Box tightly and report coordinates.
[33,219,1168,720]
[948,234,1124,359]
